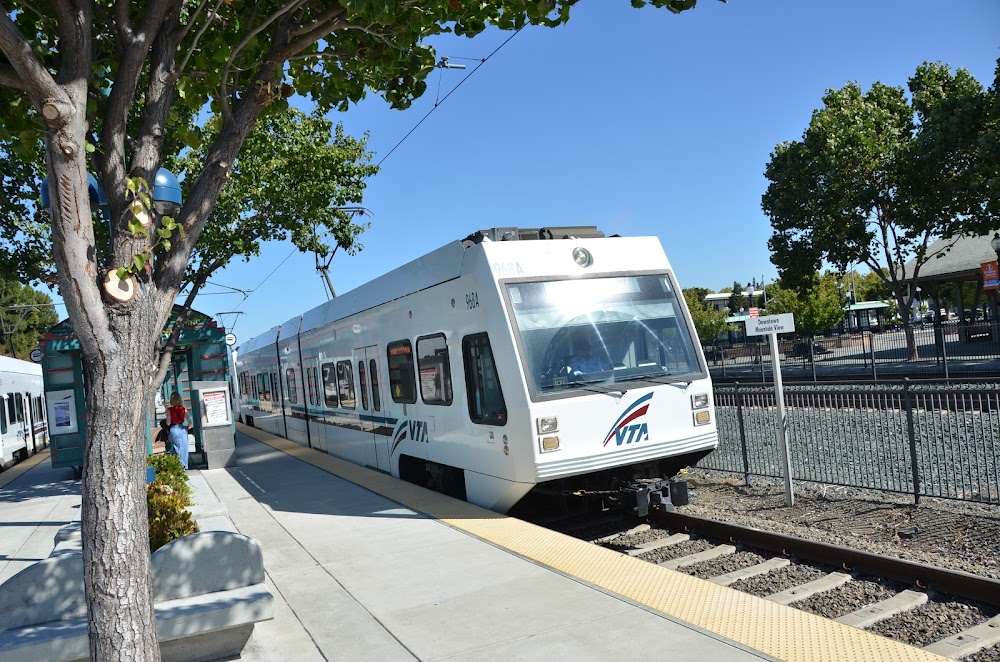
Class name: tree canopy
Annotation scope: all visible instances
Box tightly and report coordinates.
[764,272,845,336]
[764,60,999,300]
[682,287,730,343]
[763,60,999,356]
[0,277,58,357]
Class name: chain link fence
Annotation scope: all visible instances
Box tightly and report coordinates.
[701,380,1000,504]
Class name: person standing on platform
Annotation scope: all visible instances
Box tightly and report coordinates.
[167,391,190,469]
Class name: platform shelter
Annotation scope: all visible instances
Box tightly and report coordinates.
[40,306,233,473]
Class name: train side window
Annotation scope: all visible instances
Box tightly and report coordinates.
[1,397,6,434]
[369,359,381,412]
[322,362,339,408]
[386,340,416,404]
[14,393,24,422]
[462,334,507,426]
[417,334,453,406]
[337,361,356,409]
[6,393,14,424]
[286,368,297,404]
[358,361,369,411]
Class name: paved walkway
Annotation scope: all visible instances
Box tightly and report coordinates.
[1,434,773,662]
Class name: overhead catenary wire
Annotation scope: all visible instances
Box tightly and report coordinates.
[376,27,524,168]
[217,31,524,332]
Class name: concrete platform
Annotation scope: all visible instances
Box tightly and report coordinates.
[0,436,772,661]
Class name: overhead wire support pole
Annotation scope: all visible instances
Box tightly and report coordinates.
[314,206,371,300]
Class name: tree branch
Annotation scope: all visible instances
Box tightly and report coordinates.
[285,4,347,55]
[100,0,177,215]
[176,0,226,77]
[0,62,30,91]
[219,0,306,122]
[114,0,134,46]
[0,11,64,104]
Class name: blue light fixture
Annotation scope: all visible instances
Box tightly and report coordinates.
[39,167,181,217]
[153,168,182,216]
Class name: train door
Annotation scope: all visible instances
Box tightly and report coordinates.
[303,357,320,451]
[24,391,35,454]
[354,345,389,472]
[0,394,7,461]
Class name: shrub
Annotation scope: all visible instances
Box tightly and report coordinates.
[147,481,198,552]
[147,452,191,505]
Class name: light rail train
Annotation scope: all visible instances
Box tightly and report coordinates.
[236,226,717,514]
[0,355,48,471]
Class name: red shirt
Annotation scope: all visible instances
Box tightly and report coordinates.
[168,405,186,426]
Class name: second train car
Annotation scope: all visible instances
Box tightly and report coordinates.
[0,355,48,471]
[236,226,717,513]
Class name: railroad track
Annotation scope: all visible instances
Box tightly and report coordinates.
[545,510,1000,661]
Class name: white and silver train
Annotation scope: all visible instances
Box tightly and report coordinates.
[0,355,48,471]
[236,226,717,514]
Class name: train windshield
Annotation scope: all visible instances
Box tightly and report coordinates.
[506,274,703,395]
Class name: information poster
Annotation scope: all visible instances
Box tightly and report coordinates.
[47,390,78,435]
[200,388,231,427]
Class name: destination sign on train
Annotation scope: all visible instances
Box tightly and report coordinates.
[746,313,795,336]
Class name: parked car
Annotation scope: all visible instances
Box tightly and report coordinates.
[791,341,832,359]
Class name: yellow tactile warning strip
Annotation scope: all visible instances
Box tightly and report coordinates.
[237,424,946,662]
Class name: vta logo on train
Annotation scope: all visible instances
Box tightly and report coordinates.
[603,393,653,447]
[391,419,429,455]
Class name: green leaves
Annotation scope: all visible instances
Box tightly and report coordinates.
[764,61,998,290]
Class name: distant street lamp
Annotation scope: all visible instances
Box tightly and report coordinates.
[992,232,1000,263]
[746,282,754,310]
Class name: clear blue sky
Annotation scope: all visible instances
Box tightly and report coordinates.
[74,1,1000,343]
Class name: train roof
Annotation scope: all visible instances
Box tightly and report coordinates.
[299,239,468,337]
[243,225,623,349]
[238,325,280,355]
[0,355,42,375]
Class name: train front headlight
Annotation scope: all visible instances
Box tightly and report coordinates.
[693,410,711,426]
[691,393,710,409]
[536,417,559,434]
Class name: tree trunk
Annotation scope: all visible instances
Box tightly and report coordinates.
[44,98,164,660]
[80,299,162,660]
[898,295,919,361]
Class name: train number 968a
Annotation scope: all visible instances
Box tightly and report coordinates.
[465,292,479,309]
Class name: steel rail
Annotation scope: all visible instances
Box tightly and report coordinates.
[652,510,1000,608]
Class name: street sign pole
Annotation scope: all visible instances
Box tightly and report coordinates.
[747,312,795,507]
[767,330,794,507]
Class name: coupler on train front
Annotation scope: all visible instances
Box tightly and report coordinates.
[620,477,690,518]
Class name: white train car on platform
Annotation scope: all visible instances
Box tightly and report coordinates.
[236,227,717,514]
[0,355,47,470]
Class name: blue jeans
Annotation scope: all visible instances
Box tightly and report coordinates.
[169,425,189,469]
